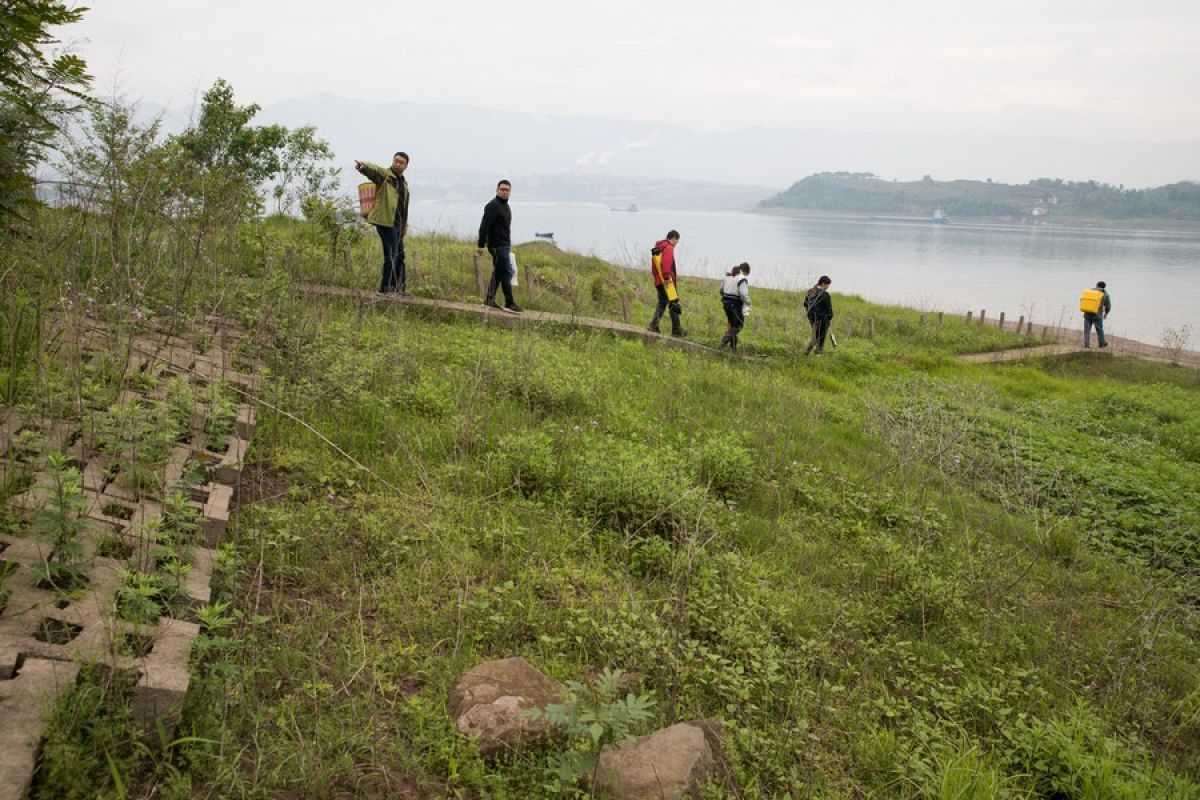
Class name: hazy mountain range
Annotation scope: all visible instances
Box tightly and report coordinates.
[248,94,1200,210]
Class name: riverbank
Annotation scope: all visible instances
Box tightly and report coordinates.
[408,201,1200,345]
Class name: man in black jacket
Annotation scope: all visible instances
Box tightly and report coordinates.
[804,276,834,355]
[476,180,522,313]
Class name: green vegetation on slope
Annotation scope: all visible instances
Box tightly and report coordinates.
[3,80,1198,799]
[760,172,1200,224]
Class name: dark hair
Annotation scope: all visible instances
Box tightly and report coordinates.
[1097,280,1106,289]
[497,179,511,189]
[739,262,750,275]
[666,229,680,240]
[818,275,831,285]
[393,151,409,163]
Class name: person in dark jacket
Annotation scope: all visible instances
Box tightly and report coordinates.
[648,230,686,336]
[718,263,751,352]
[1082,280,1112,348]
[355,152,411,294]
[804,275,834,355]
[476,180,522,313]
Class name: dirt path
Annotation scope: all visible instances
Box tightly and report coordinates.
[293,282,718,354]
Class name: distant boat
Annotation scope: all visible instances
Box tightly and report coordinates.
[534,231,555,239]
[611,203,639,213]
[870,209,952,225]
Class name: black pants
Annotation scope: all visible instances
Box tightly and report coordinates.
[720,298,744,349]
[807,316,831,353]
[485,245,515,306]
[376,223,406,293]
[649,284,682,331]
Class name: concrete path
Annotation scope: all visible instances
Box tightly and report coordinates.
[957,344,1080,364]
[957,340,1200,369]
[293,282,719,355]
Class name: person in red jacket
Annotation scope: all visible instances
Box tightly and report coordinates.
[648,230,687,336]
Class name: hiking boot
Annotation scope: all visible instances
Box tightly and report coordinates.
[1099,342,1109,348]
[483,300,502,310]
[669,308,686,337]
[503,302,524,314]
[648,325,661,334]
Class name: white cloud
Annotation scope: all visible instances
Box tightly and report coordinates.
[61,0,1200,141]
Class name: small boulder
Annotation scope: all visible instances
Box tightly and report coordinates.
[447,657,564,756]
[593,720,726,800]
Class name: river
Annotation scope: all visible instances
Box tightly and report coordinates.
[409,200,1200,345]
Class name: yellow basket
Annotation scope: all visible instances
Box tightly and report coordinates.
[357,182,376,218]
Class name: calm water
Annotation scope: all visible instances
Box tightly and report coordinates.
[410,200,1200,344]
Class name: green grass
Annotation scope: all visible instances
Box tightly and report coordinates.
[13,227,1200,799]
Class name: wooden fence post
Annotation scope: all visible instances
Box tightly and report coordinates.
[966,311,973,324]
[998,312,1006,331]
[867,318,875,339]
[979,310,987,326]
[938,311,944,326]
[1042,324,1051,338]
[1016,315,1024,335]
[472,254,484,296]
[620,294,631,324]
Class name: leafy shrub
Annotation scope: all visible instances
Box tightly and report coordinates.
[1000,703,1197,799]
[689,433,753,500]
[526,667,656,792]
[490,429,559,496]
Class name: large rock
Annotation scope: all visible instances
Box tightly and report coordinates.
[447,657,564,756]
[593,720,727,800]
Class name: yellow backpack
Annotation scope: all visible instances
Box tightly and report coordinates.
[651,248,679,302]
[1079,288,1104,314]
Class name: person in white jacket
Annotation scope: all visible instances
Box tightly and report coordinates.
[718,263,751,352]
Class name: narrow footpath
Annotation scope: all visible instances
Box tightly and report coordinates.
[295,281,1199,370]
[293,282,717,354]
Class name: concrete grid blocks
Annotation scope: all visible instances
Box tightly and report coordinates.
[0,317,260,793]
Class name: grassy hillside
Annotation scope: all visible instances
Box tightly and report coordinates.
[8,216,1199,798]
[2,89,1197,798]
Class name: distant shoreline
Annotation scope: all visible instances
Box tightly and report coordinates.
[749,207,1200,236]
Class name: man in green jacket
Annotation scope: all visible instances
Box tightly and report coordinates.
[355,152,410,294]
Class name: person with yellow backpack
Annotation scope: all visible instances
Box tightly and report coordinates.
[648,230,686,336]
[1080,280,1112,348]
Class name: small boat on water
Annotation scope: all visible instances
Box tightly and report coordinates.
[610,203,639,213]
[870,208,952,225]
[535,231,555,239]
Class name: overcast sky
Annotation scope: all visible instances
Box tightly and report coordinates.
[66,1,1199,142]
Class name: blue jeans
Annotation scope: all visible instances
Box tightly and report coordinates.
[485,246,514,305]
[1083,314,1106,347]
[376,223,406,293]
